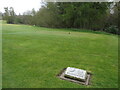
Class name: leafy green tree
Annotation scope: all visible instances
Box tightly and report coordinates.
[3,7,9,20]
[4,7,16,24]
[5,2,118,34]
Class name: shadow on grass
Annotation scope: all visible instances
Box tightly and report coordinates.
[2,21,118,36]
[61,28,116,36]
[39,26,117,36]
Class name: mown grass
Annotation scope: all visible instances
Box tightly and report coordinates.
[2,22,118,88]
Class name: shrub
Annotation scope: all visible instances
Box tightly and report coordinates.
[105,25,119,35]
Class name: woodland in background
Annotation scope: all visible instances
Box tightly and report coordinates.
[0,2,119,34]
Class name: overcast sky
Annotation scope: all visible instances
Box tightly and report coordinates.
[0,0,42,15]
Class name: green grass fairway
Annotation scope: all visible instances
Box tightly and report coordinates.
[2,22,118,88]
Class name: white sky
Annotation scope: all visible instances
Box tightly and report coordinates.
[0,0,42,15]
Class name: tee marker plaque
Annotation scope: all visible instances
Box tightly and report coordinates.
[57,67,92,85]
[64,67,87,81]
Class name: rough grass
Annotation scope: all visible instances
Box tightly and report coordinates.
[2,22,118,88]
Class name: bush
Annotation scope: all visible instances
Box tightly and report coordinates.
[105,25,119,35]
[7,16,15,24]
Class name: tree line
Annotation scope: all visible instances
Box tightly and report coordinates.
[1,2,119,34]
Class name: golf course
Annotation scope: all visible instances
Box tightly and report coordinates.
[2,21,118,88]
